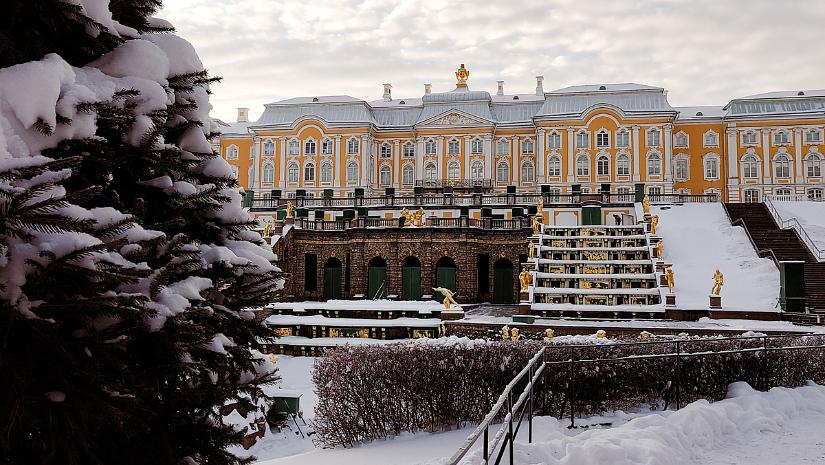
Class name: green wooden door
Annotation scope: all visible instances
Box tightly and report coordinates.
[323,265,342,300]
[435,266,456,302]
[493,266,514,304]
[582,206,602,225]
[402,265,421,300]
[368,266,387,299]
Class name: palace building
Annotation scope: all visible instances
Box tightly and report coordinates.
[216,64,825,204]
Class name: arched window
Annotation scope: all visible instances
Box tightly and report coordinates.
[496,162,509,182]
[806,153,822,177]
[347,138,359,154]
[425,162,437,181]
[448,139,460,155]
[379,165,391,186]
[287,162,299,183]
[521,161,534,182]
[447,161,460,180]
[263,163,275,183]
[742,155,759,179]
[743,130,758,145]
[647,128,661,147]
[615,129,630,148]
[522,139,534,155]
[346,161,359,183]
[304,139,316,156]
[425,139,437,155]
[704,156,719,180]
[547,132,562,149]
[402,164,414,185]
[576,131,589,148]
[576,155,589,176]
[380,143,391,158]
[320,162,333,183]
[596,155,609,176]
[403,142,414,157]
[304,162,315,182]
[471,138,483,154]
[471,161,484,180]
[703,131,719,147]
[263,140,275,156]
[774,130,790,145]
[288,140,300,156]
[774,154,791,178]
[616,154,630,176]
[674,132,688,148]
[647,152,662,176]
[548,155,561,177]
[497,139,510,155]
[675,156,689,181]
[226,145,239,160]
[321,139,333,155]
[596,130,609,148]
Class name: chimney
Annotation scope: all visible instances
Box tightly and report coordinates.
[496,80,504,96]
[424,83,432,95]
[535,76,544,96]
[382,83,392,101]
[237,107,249,123]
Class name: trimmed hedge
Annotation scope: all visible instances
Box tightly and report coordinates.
[312,336,825,447]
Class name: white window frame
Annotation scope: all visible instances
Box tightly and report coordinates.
[742,130,759,146]
[470,161,484,180]
[496,162,509,182]
[304,139,316,156]
[616,154,630,176]
[521,161,534,182]
[346,161,359,183]
[703,130,719,148]
[596,155,609,176]
[496,139,510,156]
[288,140,300,156]
[304,162,316,182]
[402,164,414,185]
[425,162,437,181]
[742,154,760,179]
[287,162,299,183]
[447,161,460,180]
[646,128,661,147]
[403,142,415,158]
[576,155,590,176]
[703,154,719,180]
[379,165,391,186]
[347,138,359,155]
[647,152,662,176]
[615,129,630,148]
[322,139,333,155]
[548,132,562,149]
[774,154,791,178]
[425,139,437,155]
[262,163,275,183]
[673,132,688,148]
[576,131,589,149]
[522,138,534,155]
[471,138,483,154]
[595,130,610,148]
[806,153,822,177]
[380,143,392,158]
[806,129,822,144]
[320,162,333,183]
[674,155,689,181]
[448,139,460,155]
[808,188,824,200]
[263,140,275,156]
[547,155,561,177]
[774,130,790,145]
[226,145,239,160]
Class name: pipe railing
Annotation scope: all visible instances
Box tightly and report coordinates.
[764,196,825,262]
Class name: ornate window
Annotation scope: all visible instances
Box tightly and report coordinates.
[596,130,609,148]
[806,153,822,177]
[346,161,359,183]
[304,139,316,156]
[742,155,759,179]
[521,161,534,182]
[320,162,333,183]
[262,163,275,183]
[809,188,824,200]
[380,143,392,158]
[447,161,460,180]
[806,129,822,144]
[675,156,689,181]
[774,130,790,145]
[288,140,300,156]
[616,154,630,176]
[646,128,661,147]
[647,152,662,176]
[674,132,688,148]
[703,154,719,180]
[576,131,589,149]
[743,130,758,145]
[287,163,299,183]
[448,139,461,155]
[402,164,414,185]
[263,140,275,156]
[774,154,791,178]
[471,138,483,154]
[548,132,562,149]
[304,162,315,182]
[379,165,391,186]
[425,139,437,155]
[576,155,590,176]
[496,162,509,182]
[497,139,509,155]
[548,155,561,177]
[471,161,484,180]
[226,145,239,160]
[347,138,359,154]
[615,129,630,148]
[425,162,437,181]
[703,130,719,147]
[522,139,534,155]
[596,155,609,176]
[403,142,415,158]
[322,139,333,155]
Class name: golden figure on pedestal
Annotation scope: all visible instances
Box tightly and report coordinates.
[545,328,554,341]
[285,201,295,218]
[650,215,659,235]
[536,198,544,216]
[656,240,664,259]
[455,63,470,87]
[642,195,650,215]
[413,208,425,227]
[510,328,520,341]
[262,222,273,238]
[433,287,459,310]
[500,325,510,340]
[519,270,533,291]
[532,214,542,235]
[400,208,413,226]
[712,269,724,296]
[665,267,675,293]
[528,242,536,259]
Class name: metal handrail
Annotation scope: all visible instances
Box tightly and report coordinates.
[764,196,825,261]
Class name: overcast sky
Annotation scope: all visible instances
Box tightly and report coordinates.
[158,0,825,123]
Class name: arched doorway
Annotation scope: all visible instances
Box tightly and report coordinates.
[323,257,342,300]
[493,258,514,304]
[401,257,421,301]
[367,256,388,300]
[435,256,457,303]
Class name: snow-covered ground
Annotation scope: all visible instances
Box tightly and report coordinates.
[266,299,445,313]
[653,204,780,311]
[772,201,825,252]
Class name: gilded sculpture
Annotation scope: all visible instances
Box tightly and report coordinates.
[510,327,521,341]
[536,198,544,216]
[413,207,425,227]
[545,328,555,341]
[642,195,650,215]
[528,242,535,259]
[531,214,542,235]
[656,240,664,259]
[665,267,675,293]
[400,208,413,226]
[455,63,470,87]
[285,201,295,218]
[433,287,459,310]
[519,270,533,291]
[262,222,273,238]
[650,215,659,235]
[501,325,510,340]
[711,269,724,296]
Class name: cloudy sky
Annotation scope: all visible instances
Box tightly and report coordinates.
[158,0,825,122]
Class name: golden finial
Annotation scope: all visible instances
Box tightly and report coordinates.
[455,63,470,88]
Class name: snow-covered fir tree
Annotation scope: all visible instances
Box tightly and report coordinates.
[0,1,281,464]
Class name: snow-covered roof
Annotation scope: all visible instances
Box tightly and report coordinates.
[675,106,726,121]
[213,118,254,135]
[549,83,663,94]
[267,95,364,105]
[538,87,675,118]
[737,89,825,100]
[256,101,374,126]
[725,91,825,118]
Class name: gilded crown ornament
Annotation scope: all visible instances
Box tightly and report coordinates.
[455,63,470,88]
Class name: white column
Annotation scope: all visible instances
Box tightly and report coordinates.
[251,136,261,190]
[393,140,401,187]
[536,129,545,184]
[436,136,444,179]
[631,126,640,182]
[483,135,493,180]
[761,129,771,183]
[463,135,471,179]
[664,124,673,186]
[333,135,341,187]
[415,136,425,181]
[278,137,287,187]
[566,128,575,183]
[794,128,804,183]
[727,128,739,179]
[359,135,369,187]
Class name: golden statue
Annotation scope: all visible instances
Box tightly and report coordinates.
[639,330,653,341]
[500,325,510,340]
[285,201,295,219]
[455,63,470,88]
[413,207,425,227]
[536,198,544,216]
[711,269,724,296]
[596,329,607,340]
[528,242,536,259]
[545,328,554,341]
[665,267,675,293]
[262,222,273,238]
[650,215,659,235]
[531,214,542,235]
[400,208,413,226]
[642,195,650,215]
[433,287,459,310]
[656,240,664,259]
[510,327,520,341]
[518,270,533,292]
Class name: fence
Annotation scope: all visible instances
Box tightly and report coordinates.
[447,334,825,465]
[764,196,825,261]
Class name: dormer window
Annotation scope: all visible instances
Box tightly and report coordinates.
[646,128,661,147]
[774,130,790,145]
[471,138,483,154]
[576,131,589,149]
[380,143,392,158]
[595,130,609,148]
[547,132,562,149]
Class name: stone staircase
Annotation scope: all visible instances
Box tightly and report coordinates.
[724,203,825,313]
